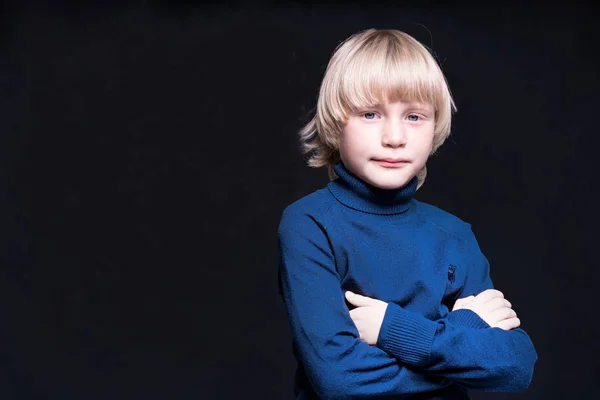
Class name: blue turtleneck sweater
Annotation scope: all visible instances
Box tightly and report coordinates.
[277,161,537,400]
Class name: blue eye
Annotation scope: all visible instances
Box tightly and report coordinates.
[364,112,377,120]
[407,114,420,122]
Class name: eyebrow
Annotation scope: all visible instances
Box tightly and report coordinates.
[410,106,434,113]
[363,103,434,112]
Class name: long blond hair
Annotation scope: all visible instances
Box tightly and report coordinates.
[298,28,457,189]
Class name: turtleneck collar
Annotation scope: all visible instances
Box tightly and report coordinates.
[327,161,418,215]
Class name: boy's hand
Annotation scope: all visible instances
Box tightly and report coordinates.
[452,289,521,330]
[345,291,388,345]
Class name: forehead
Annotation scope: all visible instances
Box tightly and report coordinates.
[337,56,442,113]
[341,74,440,114]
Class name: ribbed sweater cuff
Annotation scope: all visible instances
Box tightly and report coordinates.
[446,309,491,329]
[376,302,437,367]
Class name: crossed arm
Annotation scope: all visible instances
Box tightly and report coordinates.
[345,287,520,347]
[278,207,538,400]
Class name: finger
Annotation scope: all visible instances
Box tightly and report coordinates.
[349,308,356,320]
[486,297,512,311]
[453,295,472,310]
[489,307,517,321]
[345,291,372,307]
[456,295,475,304]
[490,298,512,308]
[476,289,504,303]
[350,319,365,341]
[480,289,504,300]
[496,317,520,331]
[349,308,363,321]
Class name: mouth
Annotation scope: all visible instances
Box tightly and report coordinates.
[374,158,409,167]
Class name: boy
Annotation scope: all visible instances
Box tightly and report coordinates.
[277,29,538,399]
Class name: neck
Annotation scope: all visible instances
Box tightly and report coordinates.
[327,161,418,215]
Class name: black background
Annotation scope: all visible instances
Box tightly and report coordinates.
[1,1,598,399]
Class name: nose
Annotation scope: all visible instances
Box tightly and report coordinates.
[382,120,407,148]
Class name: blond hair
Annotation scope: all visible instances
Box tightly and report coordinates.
[298,28,457,189]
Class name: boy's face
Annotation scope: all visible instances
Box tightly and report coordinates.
[339,100,435,190]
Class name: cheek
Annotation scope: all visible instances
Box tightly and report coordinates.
[338,136,350,157]
[416,130,435,153]
[340,131,369,157]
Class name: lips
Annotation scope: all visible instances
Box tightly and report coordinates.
[377,158,408,163]
[375,158,409,168]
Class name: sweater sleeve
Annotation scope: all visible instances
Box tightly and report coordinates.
[376,226,538,392]
[277,205,453,400]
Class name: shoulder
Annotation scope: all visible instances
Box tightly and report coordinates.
[278,188,334,232]
[277,188,337,255]
[415,200,473,239]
